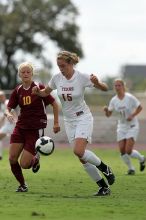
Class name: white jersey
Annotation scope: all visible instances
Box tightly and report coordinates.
[0,99,15,134]
[108,92,140,128]
[0,99,8,117]
[48,70,94,121]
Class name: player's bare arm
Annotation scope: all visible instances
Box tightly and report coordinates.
[32,86,52,97]
[127,104,142,121]
[90,74,108,91]
[4,108,16,123]
[51,101,61,133]
[103,106,112,117]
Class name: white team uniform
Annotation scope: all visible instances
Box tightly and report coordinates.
[0,99,15,134]
[48,70,94,143]
[108,92,140,141]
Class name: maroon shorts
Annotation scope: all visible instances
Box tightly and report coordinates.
[10,126,44,155]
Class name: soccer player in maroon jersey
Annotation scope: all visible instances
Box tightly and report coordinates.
[5,62,60,192]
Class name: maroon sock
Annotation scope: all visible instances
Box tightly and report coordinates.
[10,162,25,186]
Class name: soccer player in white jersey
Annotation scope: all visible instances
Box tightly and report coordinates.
[104,79,145,175]
[32,50,115,196]
[0,91,15,160]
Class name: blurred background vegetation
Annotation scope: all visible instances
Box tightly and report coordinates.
[0,0,83,89]
[0,0,146,93]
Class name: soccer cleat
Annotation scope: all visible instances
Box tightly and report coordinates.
[0,156,2,160]
[32,153,40,173]
[102,166,115,185]
[127,169,135,175]
[140,157,146,172]
[16,184,28,192]
[94,187,111,196]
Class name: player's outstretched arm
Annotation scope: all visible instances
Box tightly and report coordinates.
[32,86,52,97]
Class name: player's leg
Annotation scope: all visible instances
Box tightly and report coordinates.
[65,116,114,194]
[66,120,109,195]
[23,129,41,173]
[0,122,15,160]
[117,128,135,174]
[31,152,40,173]
[9,126,29,192]
[20,149,40,172]
[0,133,7,160]
[126,137,145,172]
[74,117,115,186]
[130,149,145,171]
[78,146,115,185]
[82,161,110,196]
[9,142,28,192]
[119,139,135,174]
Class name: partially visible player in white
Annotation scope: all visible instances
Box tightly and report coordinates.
[104,79,145,175]
[0,91,16,160]
[32,50,115,196]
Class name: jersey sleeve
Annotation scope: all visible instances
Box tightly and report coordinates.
[48,75,57,90]
[80,73,94,88]
[130,95,141,108]
[108,98,115,111]
[7,89,18,110]
[38,83,55,106]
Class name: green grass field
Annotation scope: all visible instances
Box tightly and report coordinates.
[0,146,146,220]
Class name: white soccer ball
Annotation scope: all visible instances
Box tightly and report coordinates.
[35,136,55,156]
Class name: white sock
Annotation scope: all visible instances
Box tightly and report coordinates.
[130,150,144,162]
[121,154,135,170]
[83,162,102,182]
[0,141,2,157]
[81,150,101,166]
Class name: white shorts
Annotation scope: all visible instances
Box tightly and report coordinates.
[64,114,93,144]
[117,125,139,142]
[0,121,14,134]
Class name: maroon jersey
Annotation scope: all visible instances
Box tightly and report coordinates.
[8,81,55,129]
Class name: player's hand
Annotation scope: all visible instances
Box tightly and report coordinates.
[32,86,40,95]
[103,106,112,117]
[103,106,108,112]
[90,74,108,91]
[5,113,15,123]
[90,74,99,84]
[127,115,133,121]
[53,123,60,133]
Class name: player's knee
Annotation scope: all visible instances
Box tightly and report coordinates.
[126,149,132,155]
[73,148,84,158]
[20,160,31,169]
[9,155,18,164]
[120,150,126,155]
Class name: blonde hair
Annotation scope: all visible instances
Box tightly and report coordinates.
[18,62,34,75]
[57,51,79,65]
[114,78,127,90]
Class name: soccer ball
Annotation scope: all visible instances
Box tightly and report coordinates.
[35,136,55,156]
